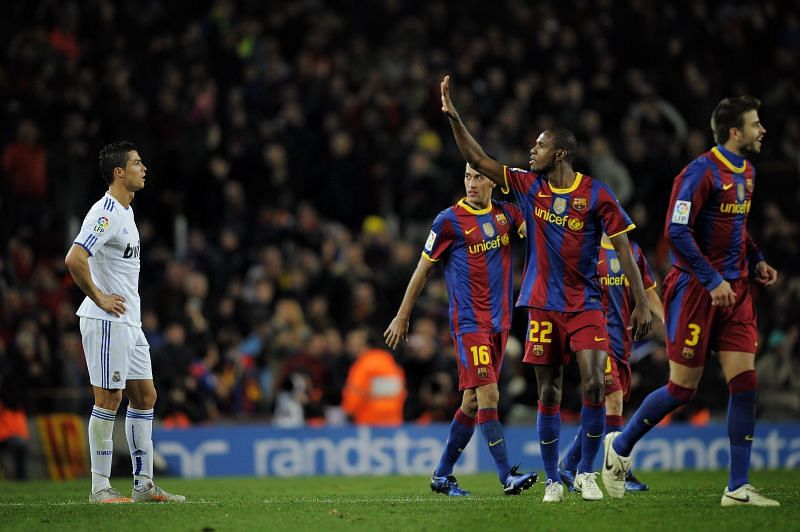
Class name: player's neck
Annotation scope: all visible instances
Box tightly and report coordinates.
[547,166,577,190]
[107,185,134,208]
[720,141,745,159]
[464,197,490,210]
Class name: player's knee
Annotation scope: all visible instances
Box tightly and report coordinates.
[667,380,696,404]
[130,389,157,410]
[95,391,122,411]
[461,393,478,416]
[538,384,561,405]
[581,375,605,403]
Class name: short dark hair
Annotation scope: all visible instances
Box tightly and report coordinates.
[546,127,578,163]
[98,141,138,185]
[711,96,761,144]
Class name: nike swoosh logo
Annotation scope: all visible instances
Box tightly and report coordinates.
[643,418,654,426]
[597,260,604,265]
[489,439,504,447]
[722,183,734,190]
[537,192,552,198]
[465,227,477,235]
[745,435,754,441]
[587,433,603,439]
[604,457,614,471]
[724,493,750,503]
[457,448,464,452]
[594,337,606,342]
[540,438,558,445]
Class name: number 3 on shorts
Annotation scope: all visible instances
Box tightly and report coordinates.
[685,323,701,346]
[470,345,490,366]
[529,320,553,343]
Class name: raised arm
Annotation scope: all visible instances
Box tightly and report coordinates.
[609,233,652,340]
[384,256,437,349]
[65,244,126,317]
[441,75,505,186]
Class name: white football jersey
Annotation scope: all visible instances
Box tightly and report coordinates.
[73,192,142,326]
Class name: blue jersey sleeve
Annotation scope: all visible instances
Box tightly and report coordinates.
[666,160,723,291]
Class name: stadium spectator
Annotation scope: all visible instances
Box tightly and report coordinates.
[341,328,406,426]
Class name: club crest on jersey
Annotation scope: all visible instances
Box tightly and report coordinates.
[495,213,508,225]
[532,344,544,357]
[746,178,753,192]
[572,197,587,211]
[424,230,437,253]
[112,371,121,383]
[477,367,488,378]
[610,258,621,273]
[483,222,496,237]
[93,216,109,234]
[682,347,695,360]
[737,183,745,202]
[553,197,567,214]
[567,218,584,232]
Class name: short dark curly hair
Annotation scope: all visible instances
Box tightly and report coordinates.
[711,96,761,144]
[98,141,138,185]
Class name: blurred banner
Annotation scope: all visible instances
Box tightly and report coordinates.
[152,423,800,478]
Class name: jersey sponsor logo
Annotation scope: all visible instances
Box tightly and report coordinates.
[722,183,734,190]
[93,216,110,234]
[719,199,750,214]
[424,230,437,252]
[553,197,567,214]
[123,241,141,259]
[477,367,488,378]
[467,233,510,255]
[482,222,495,237]
[464,227,477,235]
[533,205,583,231]
[671,200,691,224]
[495,213,508,225]
[682,347,695,359]
[599,273,629,287]
[572,197,587,211]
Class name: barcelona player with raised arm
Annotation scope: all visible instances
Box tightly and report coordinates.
[602,96,780,507]
[440,75,652,503]
[385,163,537,497]
[559,234,664,493]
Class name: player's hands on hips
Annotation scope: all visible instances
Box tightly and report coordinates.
[384,316,410,350]
[629,303,652,341]
[441,75,459,121]
[710,280,736,307]
[753,260,778,286]
[96,293,126,317]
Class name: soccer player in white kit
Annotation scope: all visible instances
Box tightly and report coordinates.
[65,141,184,503]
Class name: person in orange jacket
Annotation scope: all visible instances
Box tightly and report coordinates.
[341,327,406,426]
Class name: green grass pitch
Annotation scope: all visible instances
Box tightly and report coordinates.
[1,471,797,531]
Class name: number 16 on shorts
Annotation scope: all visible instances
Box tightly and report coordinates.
[453,331,508,388]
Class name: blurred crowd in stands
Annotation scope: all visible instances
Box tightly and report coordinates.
[1,0,800,434]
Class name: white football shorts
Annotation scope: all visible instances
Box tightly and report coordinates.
[79,317,153,389]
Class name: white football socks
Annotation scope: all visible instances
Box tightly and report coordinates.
[89,406,116,493]
[125,407,155,490]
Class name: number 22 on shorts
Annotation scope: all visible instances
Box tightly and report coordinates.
[529,320,553,343]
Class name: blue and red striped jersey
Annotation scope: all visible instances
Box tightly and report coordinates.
[503,167,635,312]
[664,145,764,291]
[598,241,657,362]
[422,198,525,335]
